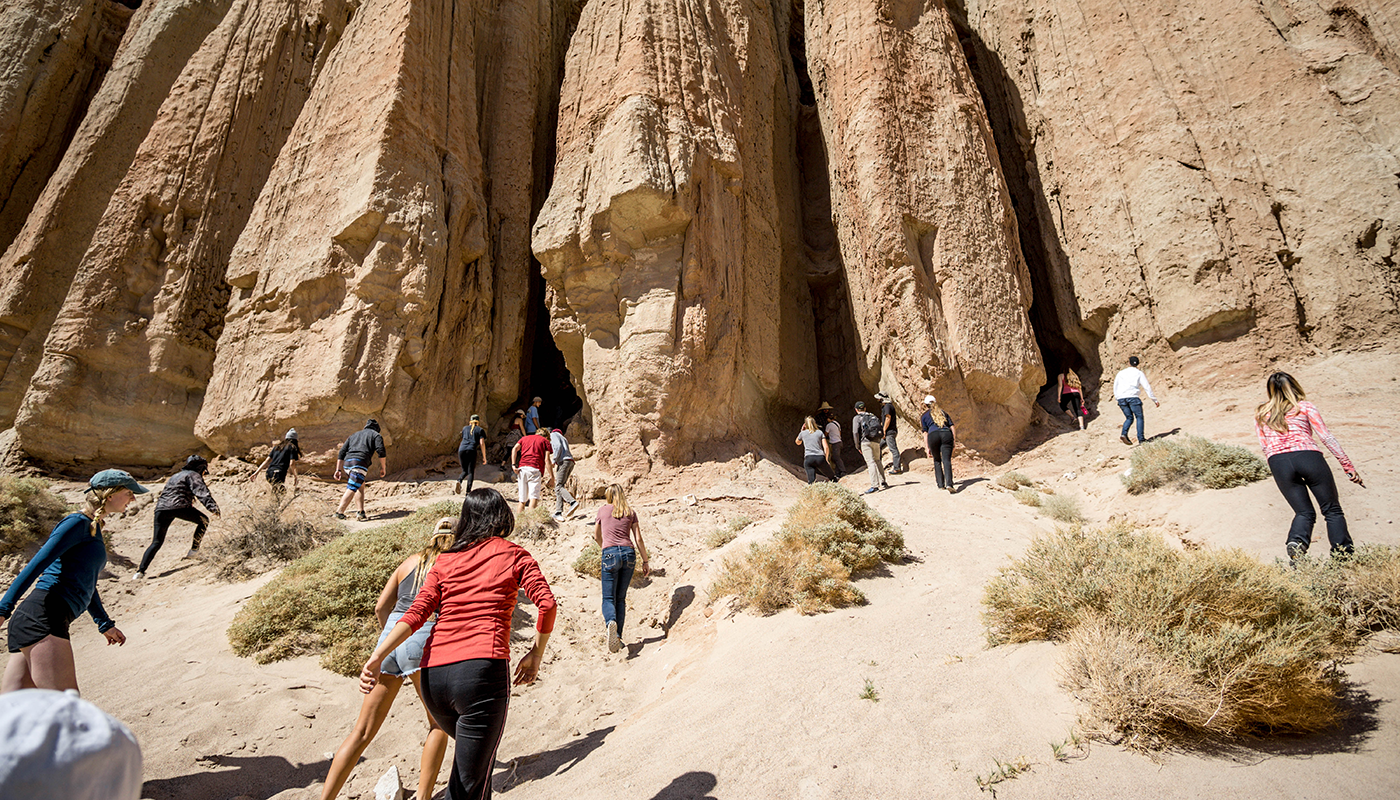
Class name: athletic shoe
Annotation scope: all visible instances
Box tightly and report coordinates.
[333,512,346,520]
[454,480,462,494]
[881,483,890,490]
[356,511,368,521]
[567,500,580,517]
[551,512,565,522]
[864,487,879,495]
[183,549,199,560]
[947,485,955,494]
[1119,435,1132,445]
[129,572,145,581]
[607,620,621,653]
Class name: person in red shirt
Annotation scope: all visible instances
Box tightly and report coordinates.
[361,489,556,800]
[511,428,555,512]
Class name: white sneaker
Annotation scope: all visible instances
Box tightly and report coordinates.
[551,512,565,522]
[566,500,580,517]
[129,572,145,581]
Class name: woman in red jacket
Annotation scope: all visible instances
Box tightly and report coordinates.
[361,489,556,800]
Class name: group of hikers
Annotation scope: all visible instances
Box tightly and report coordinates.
[0,363,1370,798]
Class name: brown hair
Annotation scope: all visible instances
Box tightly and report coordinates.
[1063,370,1082,390]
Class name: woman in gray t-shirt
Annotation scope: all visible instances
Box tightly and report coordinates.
[795,416,835,484]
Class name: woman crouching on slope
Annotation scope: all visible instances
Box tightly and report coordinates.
[321,518,454,800]
[1,470,146,694]
[361,489,556,800]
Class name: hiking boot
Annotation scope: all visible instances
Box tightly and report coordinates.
[1119,435,1132,445]
[356,511,368,521]
[607,620,621,653]
[333,512,347,520]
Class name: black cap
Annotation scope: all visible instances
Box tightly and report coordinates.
[854,401,865,410]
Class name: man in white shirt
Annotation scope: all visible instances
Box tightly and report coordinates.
[1112,356,1159,445]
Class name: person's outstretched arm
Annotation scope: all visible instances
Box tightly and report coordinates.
[1305,403,1362,484]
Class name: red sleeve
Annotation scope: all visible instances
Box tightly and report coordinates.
[397,563,442,631]
[515,551,557,634]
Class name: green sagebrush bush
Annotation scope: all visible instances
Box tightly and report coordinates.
[0,476,70,573]
[228,501,458,676]
[1123,434,1269,494]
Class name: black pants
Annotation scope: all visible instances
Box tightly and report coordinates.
[926,429,954,488]
[139,507,209,573]
[1268,451,1353,557]
[803,454,834,484]
[1060,393,1082,417]
[458,448,479,492]
[421,658,511,800]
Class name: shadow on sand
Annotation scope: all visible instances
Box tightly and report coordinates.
[648,770,719,799]
[141,755,331,800]
[494,725,616,791]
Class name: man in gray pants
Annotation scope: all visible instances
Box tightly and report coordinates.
[876,392,902,474]
[550,425,580,520]
[852,401,889,494]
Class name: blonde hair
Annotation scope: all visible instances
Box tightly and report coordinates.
[1256,372,1306,433]
[412,517,458,594]
[924,397,949,428]
[1063,370,1082,390]
[802,416,819,433]
[605,484,632,519]
[82,487,123,537]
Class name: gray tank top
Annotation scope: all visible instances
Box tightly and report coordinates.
[392,564,426,615]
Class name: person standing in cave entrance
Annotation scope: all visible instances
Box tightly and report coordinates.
[1057,369,1088,430]
[876,391,903,474]
[501,410,527,482]
[920,395,957,493]
[1112,356,1159,445]
[795,416,835,484]
[511,427,555,512]
[134,455,221,579]
[525,396,543,435]
[455,415,487,495]
[852,401,889,495]
[817,402,845,479]
[334,419,388,521]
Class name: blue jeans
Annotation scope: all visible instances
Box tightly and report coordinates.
[1118,398,1145,442]
[600,546,637,634]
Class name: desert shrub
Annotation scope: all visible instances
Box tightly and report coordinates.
[983,524,1354,746]
[206,493,344,581]
[780,483,903,573]
[711,531,865,615]
[0,476,69,573]
[710,485,901,615]
[1040,494,1085,524]
[227,501,457,675]
[513,505,558,540]
[1123,435,1269,494]
[707,515,752,549]
[1014,486,1041,507]
[1292,545,1400,638]
[573,541,601,578]
[997,471,1034,490]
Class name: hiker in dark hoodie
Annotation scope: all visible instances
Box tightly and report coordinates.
[134,456,221,579]
[334,419,388,521]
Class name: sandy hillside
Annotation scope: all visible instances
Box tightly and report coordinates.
[5,350,1400,799]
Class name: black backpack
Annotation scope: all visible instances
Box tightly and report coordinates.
[859,413,884,442]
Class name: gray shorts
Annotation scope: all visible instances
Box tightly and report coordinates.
[376,611,435,677]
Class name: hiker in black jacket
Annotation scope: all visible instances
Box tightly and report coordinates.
[135,456,221,579]
[334,419,388,521]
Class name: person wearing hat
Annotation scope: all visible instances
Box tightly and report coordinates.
[875,391,903,474]
[1,469,144,693]
[251,428,302,492]
[524,396,543,435]
[816,402,845,479]
[0,688,143,798]
[920,395,957,492]
[135,455,222,578]
[455,415,487,494]
[335,419,388,521]
[851,401,889,494]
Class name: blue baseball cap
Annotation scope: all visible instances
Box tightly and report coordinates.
[85,469,148,494]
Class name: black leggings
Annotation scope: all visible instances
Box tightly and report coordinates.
[1060,393,1082,417]
[458,448,479,491]
[139,507,209,574]
[1268,450,1353,557]
[421,658,511,800]
[925,429,954,488]
[803,454,834,484]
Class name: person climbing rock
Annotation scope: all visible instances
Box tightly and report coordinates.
[136,456,221,578]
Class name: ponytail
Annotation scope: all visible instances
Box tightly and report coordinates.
[82,487,121,537]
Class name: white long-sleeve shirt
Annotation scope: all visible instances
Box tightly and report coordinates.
[1112,367,1158,402]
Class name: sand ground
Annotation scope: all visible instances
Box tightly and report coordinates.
[4,349,1399,799]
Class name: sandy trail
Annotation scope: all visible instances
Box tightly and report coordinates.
[5,350,1398,799]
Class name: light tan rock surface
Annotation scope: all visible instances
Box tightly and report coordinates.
[954,0,1400,377]
[802,0,1044,455]
[13,0,353,467]
[0,0,233,430]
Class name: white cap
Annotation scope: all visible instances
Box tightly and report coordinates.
[285,428,298,440]
[924,395,936,404]
[0,689,142,800]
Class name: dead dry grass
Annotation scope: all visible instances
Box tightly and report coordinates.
[0,475,69,575]
[205,491,344,581]
[512,505,558,540]
[1123,434,1270,494]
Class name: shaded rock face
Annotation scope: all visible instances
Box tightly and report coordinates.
[0,0,1397,472]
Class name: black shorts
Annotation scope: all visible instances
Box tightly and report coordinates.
[6,589,77,652]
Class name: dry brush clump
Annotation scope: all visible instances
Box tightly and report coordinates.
[571,541,645,588]
[983,523,1370,748]
[0,475,69,574]
[1014,486,1041,507]
[711,484,903,615]
[1123,434,1269,495]
[1291,545,1400,639]
[1040,493,1086,524]
[512,505,558,540]
[996,471,1034,490]
[204,492,344,581]
[707,515,752,548]
[228,501,457,676]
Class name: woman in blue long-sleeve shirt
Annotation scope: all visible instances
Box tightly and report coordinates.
[0,469,146,694]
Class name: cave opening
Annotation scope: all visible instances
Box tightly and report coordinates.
[945,4,1103,412]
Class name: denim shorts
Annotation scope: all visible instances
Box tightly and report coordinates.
[376,611,435,677]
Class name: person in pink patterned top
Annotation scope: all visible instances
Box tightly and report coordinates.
[1254,372,1363,561]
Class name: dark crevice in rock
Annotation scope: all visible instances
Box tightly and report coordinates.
[945,3,1103,403]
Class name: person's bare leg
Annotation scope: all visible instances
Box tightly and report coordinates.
[1,651,36,693]
[408,673,449,800]
[336,489,355,515]
[23,636,79,692]
[320,674,404,800]
[356,489,366,515]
